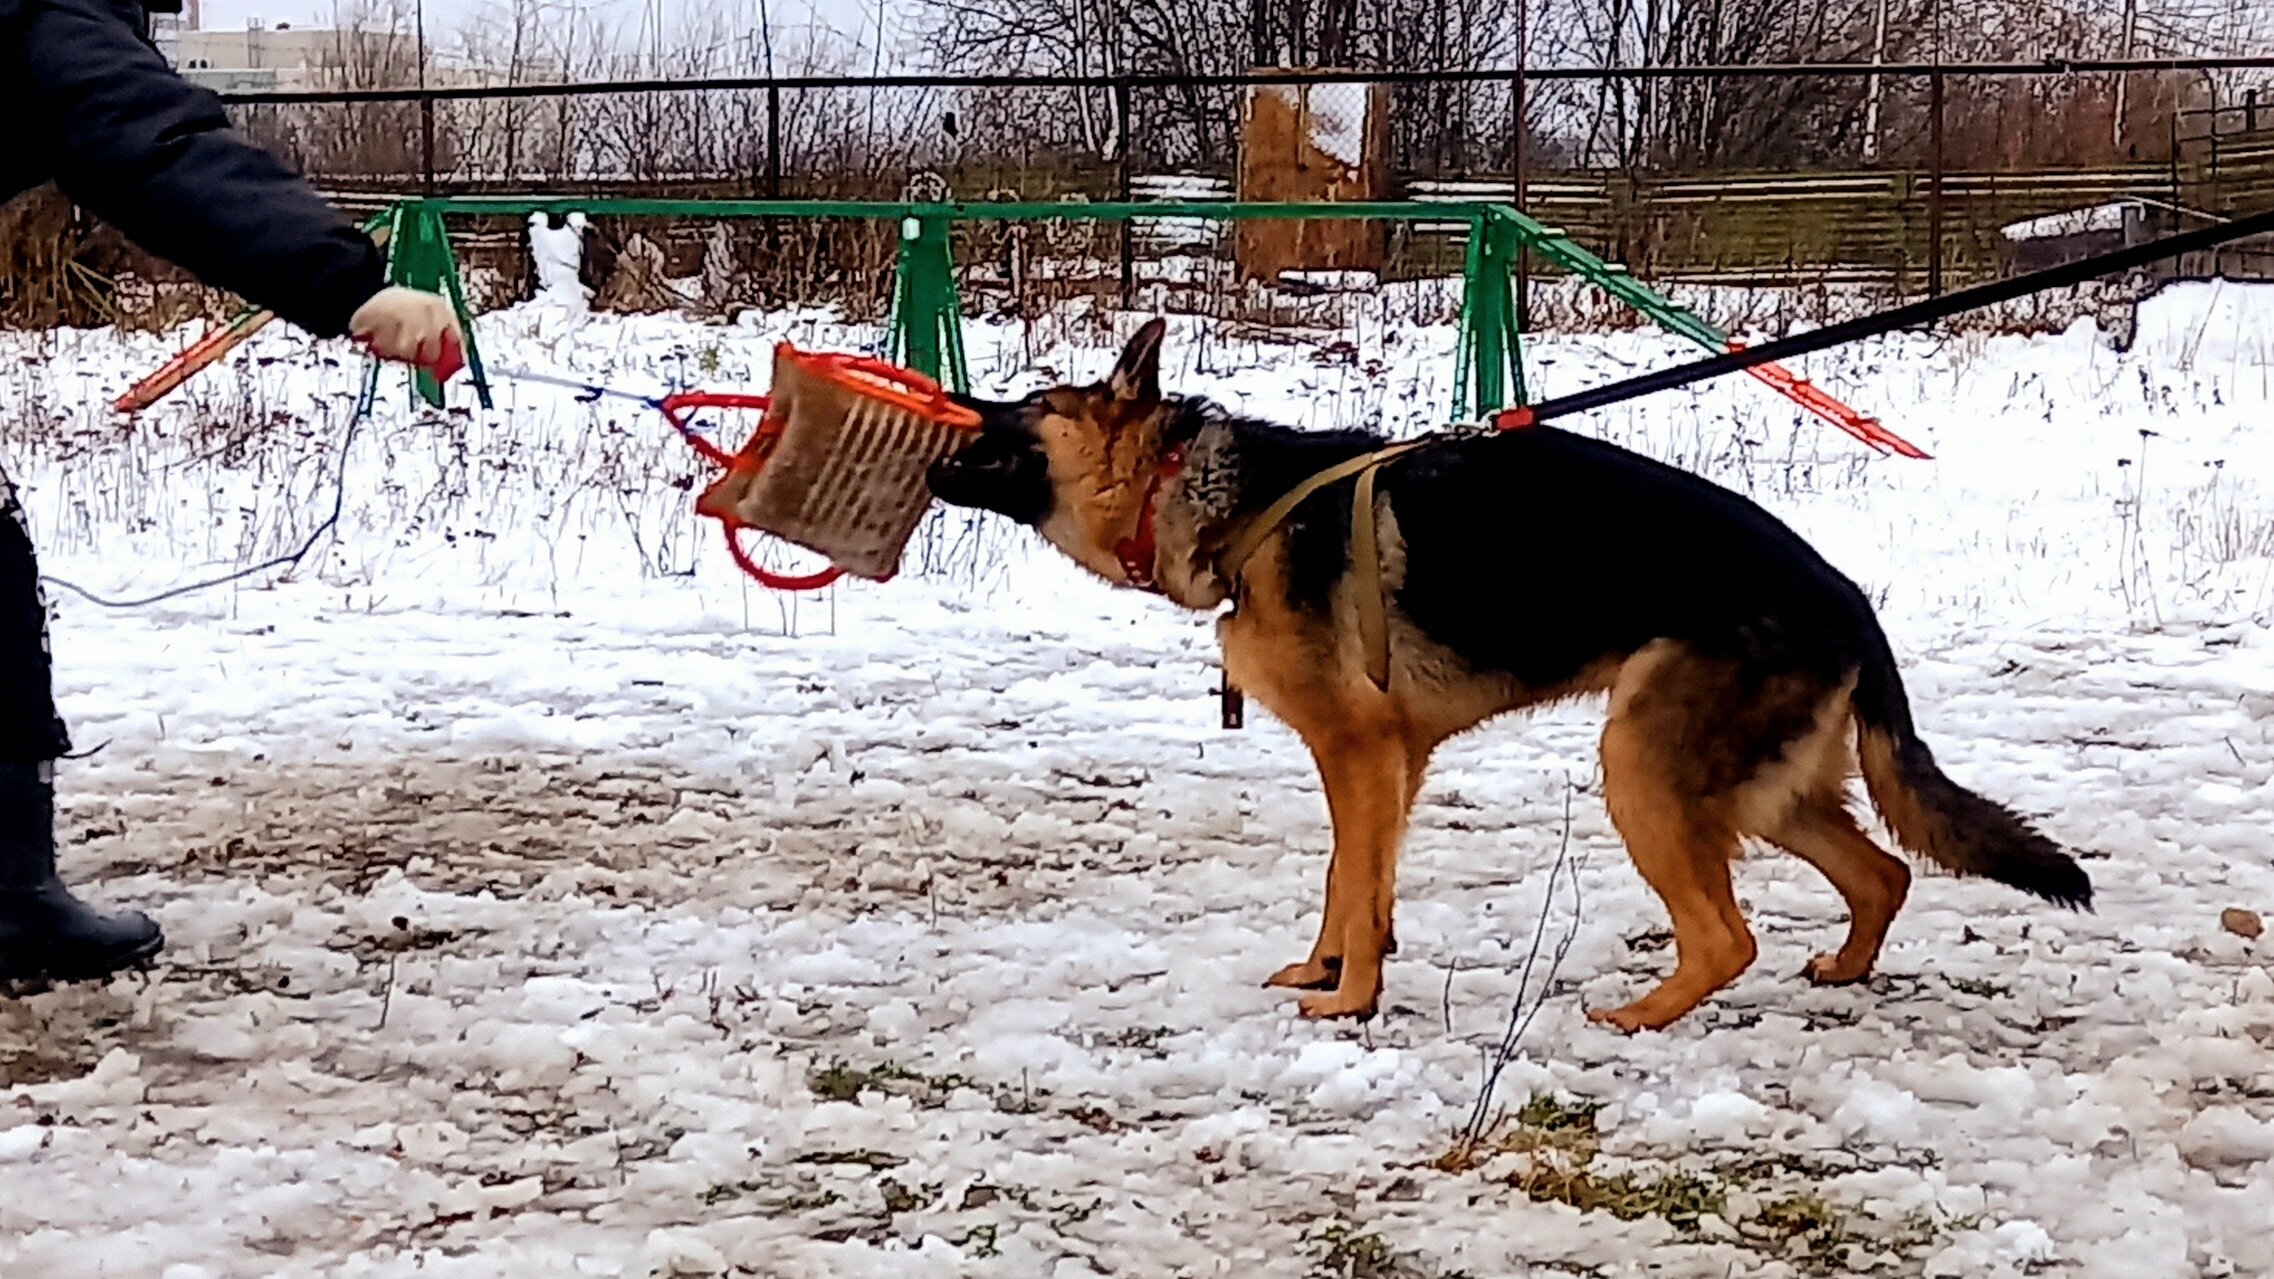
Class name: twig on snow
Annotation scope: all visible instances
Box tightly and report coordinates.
[1458,776,1585,1151]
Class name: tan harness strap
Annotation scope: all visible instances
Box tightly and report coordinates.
[1217,438,1434,693]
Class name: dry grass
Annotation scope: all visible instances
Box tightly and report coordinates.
[1430,1090,1974,1276]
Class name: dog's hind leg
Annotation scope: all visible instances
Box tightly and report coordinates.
[1587,645,1763,1033]
[1588,773,1753,1033]
[1768,798,1910,986]
[1740,691,1910,987]
[1385,748,1432,960]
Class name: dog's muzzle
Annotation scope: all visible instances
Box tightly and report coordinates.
[925,433,1052,525]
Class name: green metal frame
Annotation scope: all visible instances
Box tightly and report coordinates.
[890,211,966,390]
[375,195,1771,422]
[386,202,492,410]
[1453,209,1525,414]
[1483,206,1748,355]
[386,196,1528,420]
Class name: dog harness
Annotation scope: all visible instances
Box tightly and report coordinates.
[1106,437,1421,693]
[1121,417,1516,704]
[1218,439,1433,691]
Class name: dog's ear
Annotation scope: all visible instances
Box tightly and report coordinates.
[1109,317,1167,404]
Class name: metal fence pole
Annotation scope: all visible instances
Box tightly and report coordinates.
[1117,76,1134,307]
[2169,109,2183,233]
[420,97,437,195]
[766,83,783,197]
[1928,69,1945,298]
[1511,9,1531,334]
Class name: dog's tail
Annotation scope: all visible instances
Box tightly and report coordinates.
[1851,631,2092,909]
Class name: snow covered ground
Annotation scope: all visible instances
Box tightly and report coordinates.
[1,279,2271,1279]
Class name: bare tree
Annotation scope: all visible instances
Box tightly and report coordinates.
[919,0,1522,174]
[1522,0,2207,172]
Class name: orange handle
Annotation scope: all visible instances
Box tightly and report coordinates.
[659,349,975,594]
[114,312,277,414]
[658,390,764,469]
[780,346,982,430]
[659,389,846,593]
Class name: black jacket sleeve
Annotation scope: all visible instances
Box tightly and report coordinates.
[14,0,387,337]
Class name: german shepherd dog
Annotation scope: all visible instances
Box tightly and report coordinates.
[925,318,2091,1032]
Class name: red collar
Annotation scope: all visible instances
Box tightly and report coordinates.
[1113,443,1187,593]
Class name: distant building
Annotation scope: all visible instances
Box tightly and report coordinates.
[148,10,185,66]
[171,21,526,93]
[174,24,431,91]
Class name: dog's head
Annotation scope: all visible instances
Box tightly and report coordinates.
[927,317,1179,584]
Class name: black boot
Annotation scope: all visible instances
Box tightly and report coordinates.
[0,761,163,983]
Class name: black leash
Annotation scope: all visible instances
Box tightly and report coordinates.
[1497,203,2274,430]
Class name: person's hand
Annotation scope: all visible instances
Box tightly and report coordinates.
[349,287,462,370]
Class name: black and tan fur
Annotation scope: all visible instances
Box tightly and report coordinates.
[925,318,2091,1032]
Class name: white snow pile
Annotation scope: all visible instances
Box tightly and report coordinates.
[2001,201,2136,242]
[1129,174,1230,252]
[0,279,2271,1279]
[1256,84,1368,170]
[527,210,592,305]
[1305,93,1368,170]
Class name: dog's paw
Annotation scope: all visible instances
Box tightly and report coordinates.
[1264,958,1341,991]
[1801,953,1871,986]
[1298,989,1378,1021]
[1585,1002,1666,1035]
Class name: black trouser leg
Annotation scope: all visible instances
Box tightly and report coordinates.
[0,470,70,766]
[1,468,162,981]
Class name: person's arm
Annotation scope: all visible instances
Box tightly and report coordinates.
[13,0,392,339]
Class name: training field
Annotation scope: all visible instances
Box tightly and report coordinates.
[2,282,2271,1279]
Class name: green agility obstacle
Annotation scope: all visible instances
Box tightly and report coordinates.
[393,196,1539,420]
[136,194,1885,439]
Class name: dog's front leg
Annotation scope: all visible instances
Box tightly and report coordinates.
[1270,731,1413,1021]
[1264,777,1351,993]
[1265,735,1428,993]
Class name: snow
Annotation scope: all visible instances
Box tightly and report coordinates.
[2002,200,2135,242]
[1256,84,1367,170]
[1304,92,1367,170]
[1,277,2272,1277]
[1129,174,1230,201]
[528,211,592,305]
[1129,174,1230,252]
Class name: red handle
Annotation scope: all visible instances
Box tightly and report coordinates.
[659,390,767,469]
[659,389,846,592]
[721,525,846,592]
[658,350,972,594]
[783,348,981,430]
[427,330,466,384]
